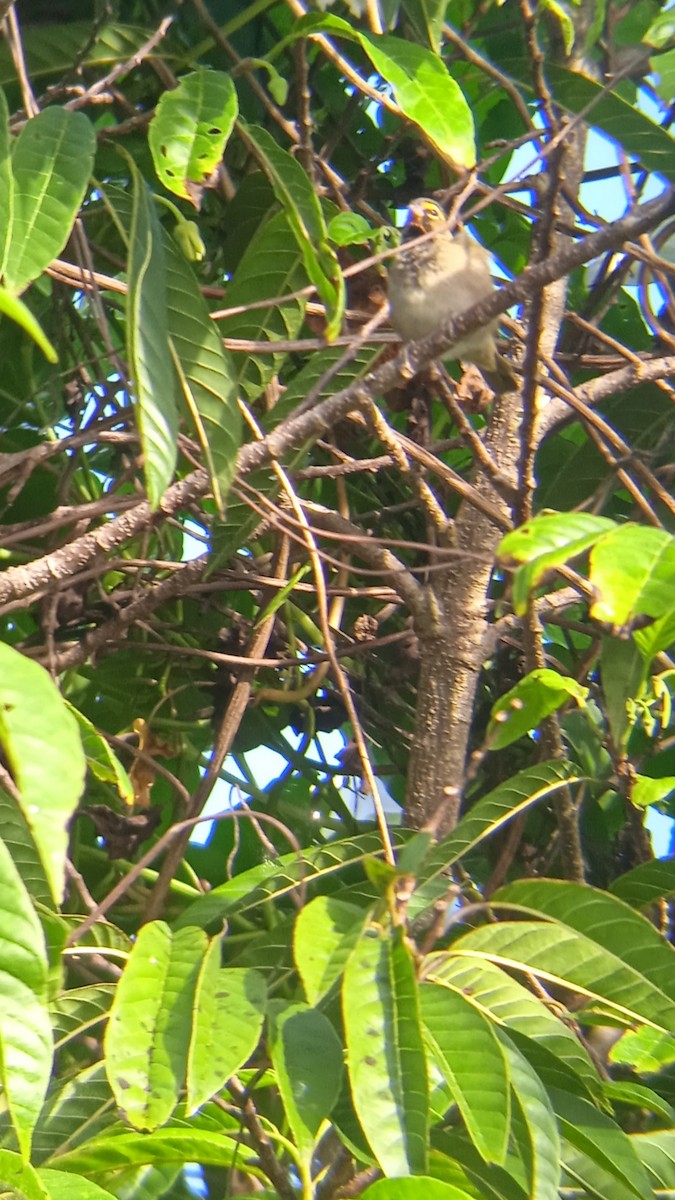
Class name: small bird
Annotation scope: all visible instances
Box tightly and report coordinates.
[387,197,499,371]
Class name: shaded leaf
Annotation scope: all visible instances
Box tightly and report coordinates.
[0,834,52,1158]
[127,160,179,508]
[343,924,428,1176]
[187,956,266,1114]
[269,1003,343,1159]
[237,123,344,339]
[421,982,510,1165]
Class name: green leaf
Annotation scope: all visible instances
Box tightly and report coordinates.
[66,704,134,805]
[328,212,374,246]
[269,1003,343,1160]
[0,87,12,277]
[37,1170,117,1200]
[362,1179,477,1200]
[104,922,208,1130]
[187,955,266,1114]
[499,1033,560,1200]
[295,16,475,167]
[165,233,241,514]
[418,761,580,889]
[632,773,675,808]
[361,34,476,167]
[0,834,52,1159]
[492,879,675,1002]
[487,668,588,750]
[589,525,675,626]
[551,1087,653,1199]
[47,1128,246,1176]
[0,643,86,904]
[423,955,602,1102]
[511,58,675,185]
[611,859,675,907]
[0,1151,49,1200]
[0,787,52,907]
[5,107,95,293]
[420,983,510,1166]
[148,68,238,203]
[177,830,407,929]
[294,896,365,1005]
[217,208,308,402]
[343,924,428,1176]
[31,1061,115,1163]
[634,602,675,663]
[0,287,57,361]
[449,919,675,1033]
[600,635,646,749]
[127,160,179,509]
[604,1079,675,1123]
[497,512,615,615]
[0,24,161,85]
[237,123,345,340]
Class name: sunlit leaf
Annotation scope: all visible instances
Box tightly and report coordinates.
[486,668,588,750]
[149,69,237,204]
[0,644,85,904]
[5,107,95,293]
[343,924,428,1176]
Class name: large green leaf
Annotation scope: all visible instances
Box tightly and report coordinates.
[610,859,675,908]
[31,1062,115,1164]
[127,161,179,509]
[47,1127,248,1176]
[449,920,675,1033]
[492,879,675,1001]
[104,922,208,1130]
[0,24,158,84]
[268,1002,343,1161]
[177,830,406,929]
[422,954,602,1101]
[5,107,95,293]
[294,15,475,167]
[0,835,52,1159]
[294,896,366,1005]
[343,924,428,1177]
[417,761,580,893]
[0,643,86,904]
[148,69,237,202]
[497,513,615,615]
[37,1170,117,1200]
[499,1033,560,1200]
[187,955,266,1114]
[0,1150,48,1200]
[361,1180,477,1200]
[165,232,241,514]
[217,208,308,402]
[589,525,675,626]
[420,982,510,1166]
[237,123,344,340]
[511,58,675,184]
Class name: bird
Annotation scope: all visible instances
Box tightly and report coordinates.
[387,197,499,372]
